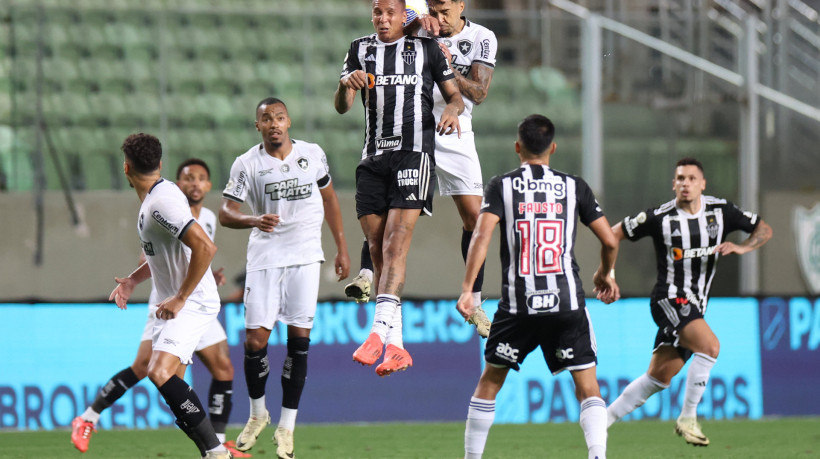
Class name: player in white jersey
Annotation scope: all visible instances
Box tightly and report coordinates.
[219,98,350,458]
[344,0,497,340]
[83,134,230,458]
[71,159,243,457]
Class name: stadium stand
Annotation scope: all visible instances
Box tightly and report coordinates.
[3,0,777,203]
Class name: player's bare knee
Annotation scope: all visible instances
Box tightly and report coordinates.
[704,339,720,359]
[213,358,234,381]
[131,362,149,380]
[574,382,602,402]
[245,329,270,352]
[462,213,478,232]
[147,365,174,387]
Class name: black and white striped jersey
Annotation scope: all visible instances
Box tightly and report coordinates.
[622,196,759,309]
[341,33,455,159]
[481,164,605,316]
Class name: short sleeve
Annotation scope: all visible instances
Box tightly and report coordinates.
[151,193,195,240]
[474,28,498,68]
[340,41,361,79]
[722,201,759,233]
[480,176,504,218]
[315,147,331,189]
[622,208,657,241]
[223,157,250,203]
[427,38,455,84]
[575,177,604,226]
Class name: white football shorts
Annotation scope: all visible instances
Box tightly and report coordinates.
[244,262,320,330]
[150,301,219,365]
[142,304,227,351]
[435,131,483,197]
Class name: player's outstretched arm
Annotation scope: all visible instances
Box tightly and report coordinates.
[218,198,279,232]
[589,216,620,304]
[155,223,216,320]
[319,182,351,282]
[109,261,151,309]
[457,212,499,319]
[716,218,773,255]
[436,78,464,137]
[334,71,367,114]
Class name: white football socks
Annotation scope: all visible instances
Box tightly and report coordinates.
[278,407,297,431]
[580,396,607,459]
[680,353,716,419]
[384,303,404,348]
[372,294,399,340]
[465,397,495,459]
[249,396,267,417]
[81,407,101,425]
[359,268,373,284]
[606,373,668,427]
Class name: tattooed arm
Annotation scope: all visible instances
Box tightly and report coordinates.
[438,43,494,105]
[716,219,773,255]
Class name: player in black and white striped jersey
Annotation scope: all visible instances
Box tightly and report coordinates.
[344,0,498,341]
[334,0,465,377]
[606,157,772,446]
[456,115,620,459]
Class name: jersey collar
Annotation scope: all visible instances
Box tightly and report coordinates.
[148,178,164,194]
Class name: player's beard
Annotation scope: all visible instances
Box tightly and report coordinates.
[186,196,203,206]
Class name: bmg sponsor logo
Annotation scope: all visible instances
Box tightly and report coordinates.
[511,177,566,198]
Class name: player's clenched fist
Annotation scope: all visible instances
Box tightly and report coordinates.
[341,70,368,90]
[255,213,280,232]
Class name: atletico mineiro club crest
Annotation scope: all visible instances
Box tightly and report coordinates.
[794,203,820,294]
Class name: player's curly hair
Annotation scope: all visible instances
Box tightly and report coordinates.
[121,133,162,175]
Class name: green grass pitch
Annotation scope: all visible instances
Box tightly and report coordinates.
[2,418,818,458]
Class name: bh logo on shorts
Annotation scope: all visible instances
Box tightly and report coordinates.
[555,347,574,360]
[495,342,519,362]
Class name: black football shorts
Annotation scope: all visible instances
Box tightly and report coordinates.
[650,297,706,361]
[485,308,598,374]
[355,149,435,218]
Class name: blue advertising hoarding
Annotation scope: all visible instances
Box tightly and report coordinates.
[1,296,814,431]
[758,297,820,415]
[488,297,762,423]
